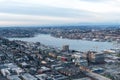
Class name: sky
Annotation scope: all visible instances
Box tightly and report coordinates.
[0,0,120,26]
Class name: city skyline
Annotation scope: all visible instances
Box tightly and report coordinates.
[0,0,120,26]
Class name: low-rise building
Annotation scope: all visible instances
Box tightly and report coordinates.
[20,73,37,80]
[7,75,21,80]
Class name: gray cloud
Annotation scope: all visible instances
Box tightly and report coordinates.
[0,2,95,18]
[0,0,120,26]
[80,0,111,2]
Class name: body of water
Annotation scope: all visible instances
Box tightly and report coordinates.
[9,34,117,52]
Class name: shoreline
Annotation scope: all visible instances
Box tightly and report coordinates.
[8,34,117,52]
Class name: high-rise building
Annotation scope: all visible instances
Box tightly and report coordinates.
[62,45,69,51]
[87,51,105,64]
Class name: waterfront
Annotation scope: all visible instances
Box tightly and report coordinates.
[9,34,117,52]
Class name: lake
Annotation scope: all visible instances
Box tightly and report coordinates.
[9,34,117,52]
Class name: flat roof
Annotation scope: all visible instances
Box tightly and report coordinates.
[73,77,91,80]
[86,72,111,80]
[21,73,37,80]
[7,75,21,80]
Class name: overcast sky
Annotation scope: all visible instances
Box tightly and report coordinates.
[0,0,120,26]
